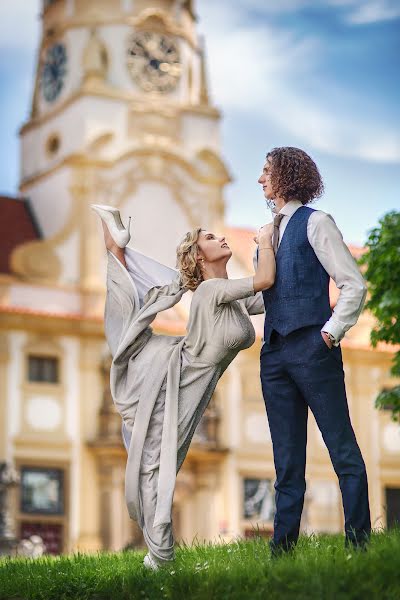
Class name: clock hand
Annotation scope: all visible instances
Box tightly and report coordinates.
[130,39,151,61]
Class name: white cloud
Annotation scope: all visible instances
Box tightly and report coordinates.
[0,1,397,164]
[344,0,400,24]
[212,0,400,25]
[198,0,400,164]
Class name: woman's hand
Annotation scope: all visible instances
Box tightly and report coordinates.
[252,223,276,293]
[254,223,274,247]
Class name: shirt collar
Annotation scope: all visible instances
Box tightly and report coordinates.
[278,199,303,217]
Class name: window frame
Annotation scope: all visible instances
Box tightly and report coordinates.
[14,459,70,555]
[27,354,60,384]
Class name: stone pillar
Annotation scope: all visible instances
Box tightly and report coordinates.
[175,467,196,543]
[0,334,9,461]
[88,352,136,551]
[98,461,133,551]
[305,479,341,534]
[108,463,128,551]
[192,464,220,543]
[75,339,103,552]
[0,463,20,556]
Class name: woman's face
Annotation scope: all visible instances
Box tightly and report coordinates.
[197,230,232,264]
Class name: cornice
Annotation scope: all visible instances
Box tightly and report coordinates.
[0,272,85,293]
[20,86,220,136]
[0,306,104,337]
[20,142,230,191]
[41,14,198,51]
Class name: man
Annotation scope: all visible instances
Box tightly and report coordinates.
[258,146,371,555]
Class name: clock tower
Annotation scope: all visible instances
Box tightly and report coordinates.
[15,0,230,311]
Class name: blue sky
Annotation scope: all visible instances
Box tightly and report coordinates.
[0,0,399,245]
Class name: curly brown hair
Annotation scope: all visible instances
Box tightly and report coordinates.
[266,147,324,205]
[176,227,204,291]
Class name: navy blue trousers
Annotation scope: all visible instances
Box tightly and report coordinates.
[260,325,371,550]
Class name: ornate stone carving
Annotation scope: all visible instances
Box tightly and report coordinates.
[128,105,180,143]
[10,240,61,284]
[82,29,108,86]
[193,394,221,449]
[93,153,200,228]
[199,37,209,106]
[133,8,180,36]
[11,165,84,284]
[196,149,231,185]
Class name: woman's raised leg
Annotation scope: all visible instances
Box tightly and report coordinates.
[101,220,127,268]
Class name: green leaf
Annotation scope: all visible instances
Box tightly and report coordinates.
[361,211,400,421]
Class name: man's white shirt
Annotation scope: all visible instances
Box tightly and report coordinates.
[270,200,367,345]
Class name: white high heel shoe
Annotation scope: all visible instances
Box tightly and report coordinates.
[143,553,160,571]
[91,204,131,248]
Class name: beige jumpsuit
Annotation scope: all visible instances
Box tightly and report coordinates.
[105,247,264,563]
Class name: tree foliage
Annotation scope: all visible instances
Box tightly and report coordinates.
[359,211,400,421]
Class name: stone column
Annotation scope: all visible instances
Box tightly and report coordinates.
[98,460,133,551]
[192,464,220,543]
[175,467,196,543]
[0,463,20,556]
[0,334,9,461]
[75,339,103,552]
[88,352,136,551]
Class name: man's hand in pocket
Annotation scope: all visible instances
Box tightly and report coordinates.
[321,331,333,349]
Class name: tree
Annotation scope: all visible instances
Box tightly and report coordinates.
[359,211,400,422]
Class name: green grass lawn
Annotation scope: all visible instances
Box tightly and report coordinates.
[1,529,399,600]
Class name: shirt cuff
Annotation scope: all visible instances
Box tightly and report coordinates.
[321,320,343,346]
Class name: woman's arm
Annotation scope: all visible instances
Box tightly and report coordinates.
[242,292,265,315]
[203,223,275,306]
[252,223,275,293]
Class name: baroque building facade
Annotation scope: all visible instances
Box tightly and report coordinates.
[0,0,399,554]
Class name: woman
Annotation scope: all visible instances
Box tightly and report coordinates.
[91,204,275,569]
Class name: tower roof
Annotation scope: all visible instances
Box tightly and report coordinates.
[0,196,41,274]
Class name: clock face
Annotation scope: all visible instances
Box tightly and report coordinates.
[126,31,182,93]
[41,43,67,103]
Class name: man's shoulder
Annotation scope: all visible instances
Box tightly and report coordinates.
[308,208,336,226]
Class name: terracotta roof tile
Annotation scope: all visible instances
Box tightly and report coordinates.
[0,196,41,274]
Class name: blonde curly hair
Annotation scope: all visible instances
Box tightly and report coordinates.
[176,227,204,291]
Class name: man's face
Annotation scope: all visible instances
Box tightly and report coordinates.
[258,159,274,200]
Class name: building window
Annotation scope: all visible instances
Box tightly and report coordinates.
[20,467,64,515]
[27,355,59,383]
[45,133,61,157]
[243,478,275,522]
[386,487,400,528]
[43,0,58,9]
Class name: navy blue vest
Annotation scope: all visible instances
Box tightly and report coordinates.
[262,206,332,343]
